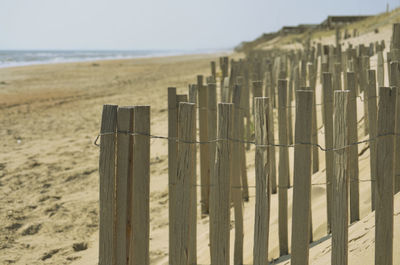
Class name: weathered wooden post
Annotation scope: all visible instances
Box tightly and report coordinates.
[265,70,277,194]
[129,106,150,265]
[232,85,244,265]
[99,104,117,265]
[237,77,249,201]
[346,72,360,223]
[169,93,188,260]
[389,62,400,193]
[208,82,217,200]
[331,91,349,265]
[198,76,210,215]
[211,61,216,80]
[361,56,370,136]
[253,97,271,265]
[188,84,197,264]
[375,86,396,265]
[333,63,342,91]
[210,103,233,265]
[377,50,385,87]
[116,107,133,265]
[288,67,294,145]
[172,103,196,265]
[322,73,334,233]
[221,76,230,103]
[168,87,178,262]
[278,79,289,256]
[308,63,319,173]
[367,70,378,211]
[291,90,313,265]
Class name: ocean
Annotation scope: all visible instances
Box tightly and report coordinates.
[0,49,229,68]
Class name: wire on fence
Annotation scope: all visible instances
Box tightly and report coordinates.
[94,130,398,152]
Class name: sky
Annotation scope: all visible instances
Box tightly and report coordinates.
[0,0,399,51]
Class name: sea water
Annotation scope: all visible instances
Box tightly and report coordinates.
[0,49,229,68]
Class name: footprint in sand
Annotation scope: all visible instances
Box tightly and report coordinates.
[41,248,60,261]
[21,224,42,236]
[5,223,23,231]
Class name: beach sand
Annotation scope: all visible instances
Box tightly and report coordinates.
[0,53,222,264]
[0,21,399,265]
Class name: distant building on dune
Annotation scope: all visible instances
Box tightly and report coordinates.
[320,15,372,29]
[279,24,318,36]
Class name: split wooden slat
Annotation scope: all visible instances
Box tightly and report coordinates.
[253,97,271,265]
[375,87,396,265]
[346,72,360,223]
[291,90,313,265]
[129,106,150,265]
[99,104,118,265]
[278,79,289,256]
[331,91,350,265]
[116,107,134,265]
[232,84,244,265]
[367,70,378,211]
[210,103,233,265]
[322,73,334,233]
[172,103,196,265]
[198,77,210,215]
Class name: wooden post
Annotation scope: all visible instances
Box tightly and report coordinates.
[129,106,150,265]
[211,61,216,80]
[290,90,313,265]
[210,103,233,265]
[322,73,334,234]
[367,71,378,211]
[389,62,400,193]
[361,56,370,136]
[346,72,360,223]
[198,80,210,215]
[265,70,277,193]
[288,69,294,145]
[208,82,217,200]
[392,23,400,49]
[188,84,197,264]
[222,77,230,103]
[245,79,252,152]
[99,104,118,265]
[278,79,289,256]
[300,60,307,87]
[116,107,133,265]
[321,62,329,124]
[237,77,249,201]
[169,93,189,259]
[172,103,196,265]
[331,91,349,265]
[308,64,319,173]
[375,86,396,265]
[377,51,385,87]
[168,87,177,263]
[333,63,342,91]
[309,63,319,173]
[253,97,271,265]
[232,85,244,265]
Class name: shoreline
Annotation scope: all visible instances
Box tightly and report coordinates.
[0,49,232,70]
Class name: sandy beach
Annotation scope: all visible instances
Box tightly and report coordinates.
[1,12,400,264]
[0,53,224,264]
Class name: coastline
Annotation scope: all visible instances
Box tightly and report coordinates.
[0,48,232,69]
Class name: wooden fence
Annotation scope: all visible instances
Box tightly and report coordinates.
[97,24,400,265]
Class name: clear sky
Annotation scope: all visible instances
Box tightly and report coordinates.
[1,0,398,50]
